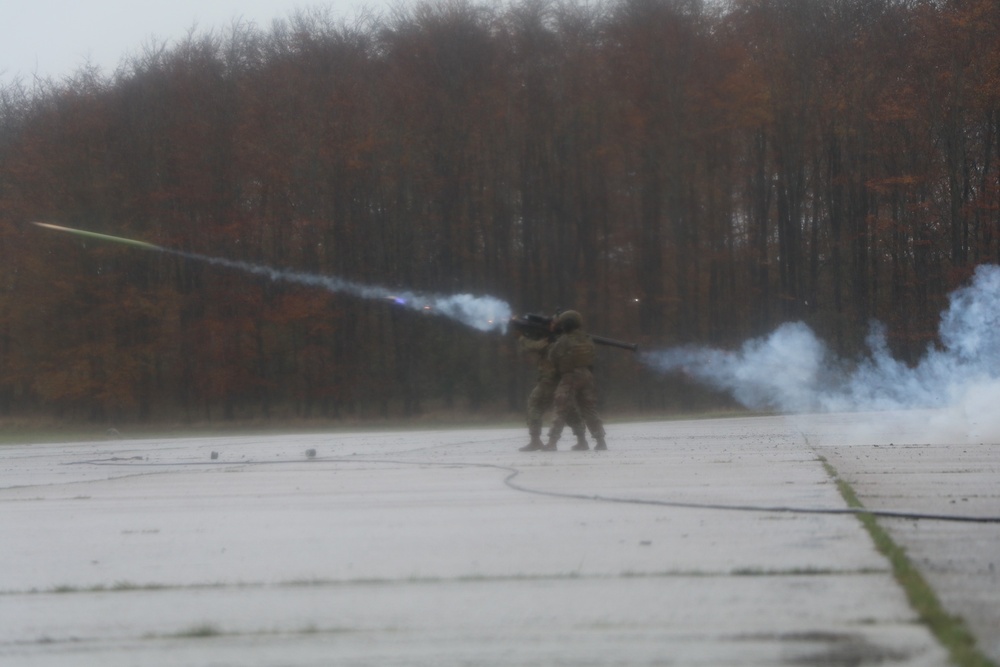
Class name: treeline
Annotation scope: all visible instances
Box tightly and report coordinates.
[1,0,998,423]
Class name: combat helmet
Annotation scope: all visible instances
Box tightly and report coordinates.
[555,309,582,332]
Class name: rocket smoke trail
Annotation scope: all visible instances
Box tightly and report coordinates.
[33,222,510,333]
[182,251,511,332]
[642,264,1000,442]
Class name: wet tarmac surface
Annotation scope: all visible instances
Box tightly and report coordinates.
[1,413,996,665]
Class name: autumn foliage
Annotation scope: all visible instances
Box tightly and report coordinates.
[1,0,999,423]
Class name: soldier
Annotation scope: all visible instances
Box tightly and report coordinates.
[517,328,568,451]
[546,310,607,451]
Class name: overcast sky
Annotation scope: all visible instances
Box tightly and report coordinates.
[1,0,396,86]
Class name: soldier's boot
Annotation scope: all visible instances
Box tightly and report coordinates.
[541,434,559,451]
[520,427,544,452]
[571,432,589,451]
[594,435,608,451]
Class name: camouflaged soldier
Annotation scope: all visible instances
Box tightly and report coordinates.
[546,310,607,451]
[517,333,568,451]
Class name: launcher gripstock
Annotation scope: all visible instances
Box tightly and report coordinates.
[510,313,639,352]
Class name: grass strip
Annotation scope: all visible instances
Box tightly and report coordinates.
[821,459,996,667]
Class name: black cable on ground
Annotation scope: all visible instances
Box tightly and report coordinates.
[72,454,1000,524]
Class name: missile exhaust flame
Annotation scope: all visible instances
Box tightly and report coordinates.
[32,222,511,333]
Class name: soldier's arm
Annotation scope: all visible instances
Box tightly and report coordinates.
[547,335,567,362]
[519,337,550,353]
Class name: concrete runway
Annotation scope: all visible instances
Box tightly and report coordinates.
[1,413,997,666]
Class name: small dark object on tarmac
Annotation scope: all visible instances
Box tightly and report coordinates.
[210,451,219,460]
[306,448,317,458]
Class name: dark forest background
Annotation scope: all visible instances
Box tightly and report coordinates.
[1,0,998,424]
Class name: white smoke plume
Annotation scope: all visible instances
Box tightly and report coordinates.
[642,264,1000,443]
[177,251,511,333]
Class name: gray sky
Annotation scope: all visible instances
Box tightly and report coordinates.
[1,0,393,87]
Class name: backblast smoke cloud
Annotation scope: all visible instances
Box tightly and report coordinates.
[641,264,1000,442]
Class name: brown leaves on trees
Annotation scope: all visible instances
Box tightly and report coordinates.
[1,0,998,421]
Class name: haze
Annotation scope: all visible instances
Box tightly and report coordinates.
[1,0,390,86]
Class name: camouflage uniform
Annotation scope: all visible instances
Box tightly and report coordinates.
[547,312,607,451]
[518,336,567,451]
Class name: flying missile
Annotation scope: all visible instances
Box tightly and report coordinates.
[30,221,513,333]
[32,222,163,251]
